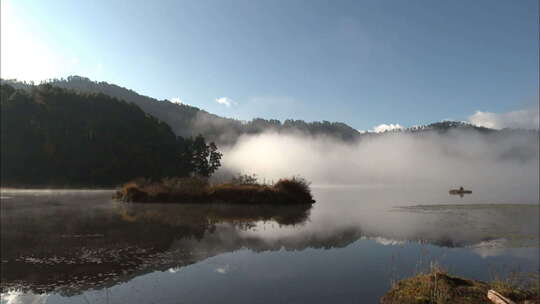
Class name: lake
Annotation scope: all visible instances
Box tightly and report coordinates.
[1,184,538,304]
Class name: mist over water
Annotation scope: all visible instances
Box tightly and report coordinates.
[2,186,538,304]
[3,120,540,304]
[221,130,539,203]
[2,130,539,303]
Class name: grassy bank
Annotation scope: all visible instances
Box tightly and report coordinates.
[381,264,539,304]
[113,176,315,205]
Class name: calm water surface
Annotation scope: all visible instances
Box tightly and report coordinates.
[1,185,538,304]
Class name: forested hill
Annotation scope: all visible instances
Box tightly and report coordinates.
[2,77,535,147]
[0,84,221,187]
[1,76,360,144]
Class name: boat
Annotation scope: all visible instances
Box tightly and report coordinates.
[449,187,472,195]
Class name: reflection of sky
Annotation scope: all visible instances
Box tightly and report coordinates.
[2,187,539,304]
[214,265,230,274]
[238,187,539,248]
[470,243,540,260]
[10,239,537,304]
[0,291,48,304]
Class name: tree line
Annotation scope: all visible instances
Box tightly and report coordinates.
[0,84,221,187]
[1,76,361,144]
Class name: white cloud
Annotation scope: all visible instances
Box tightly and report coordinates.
[170,97,183,104]
[357,123,404,134]
[371,123,404,133]
[215,265,230,274]
[0,291,48,304]
[371,236,405,246]
[468,107,539,130]
[215,97,235,107]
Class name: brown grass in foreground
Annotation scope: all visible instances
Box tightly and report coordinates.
[113,176,315,205]
[381,264,539,304]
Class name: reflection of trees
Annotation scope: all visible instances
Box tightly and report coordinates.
[5,195,533,296]
[1,199,335,296]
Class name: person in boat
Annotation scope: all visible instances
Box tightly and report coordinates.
[459,186,464,191]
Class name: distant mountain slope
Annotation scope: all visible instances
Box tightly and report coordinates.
[1,76,360,144]
[2,77,537,148]
[2,76,207,138]
[406,121,492,133]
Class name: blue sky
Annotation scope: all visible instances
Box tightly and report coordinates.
[1,0,538,130]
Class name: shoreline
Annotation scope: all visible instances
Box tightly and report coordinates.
[381,268,539,304]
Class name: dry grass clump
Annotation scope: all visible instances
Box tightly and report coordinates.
[490,271,539,303]
[113,175,314,205]
[381,263,539,304]
[230,174,259,185]
[274,177,312,204]
[114,177,209,202]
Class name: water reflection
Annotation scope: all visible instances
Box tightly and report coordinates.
[0,192,315,295]
[0,187,538,303]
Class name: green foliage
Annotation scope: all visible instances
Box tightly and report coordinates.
[189,135,222,177]
[3,77,538,149]
[0,84,222,187]
[1,77,361,144]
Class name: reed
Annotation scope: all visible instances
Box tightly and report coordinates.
[113,176,315,205]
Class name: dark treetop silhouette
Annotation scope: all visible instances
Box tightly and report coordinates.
[0,83,222,187]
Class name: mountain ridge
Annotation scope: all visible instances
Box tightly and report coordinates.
[1,76,361,144]
[2,76,535,145]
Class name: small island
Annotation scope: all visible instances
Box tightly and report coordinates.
[113,175,315,205]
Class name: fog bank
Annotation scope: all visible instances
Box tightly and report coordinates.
[468,107,539,130]
[221,129,539,192]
